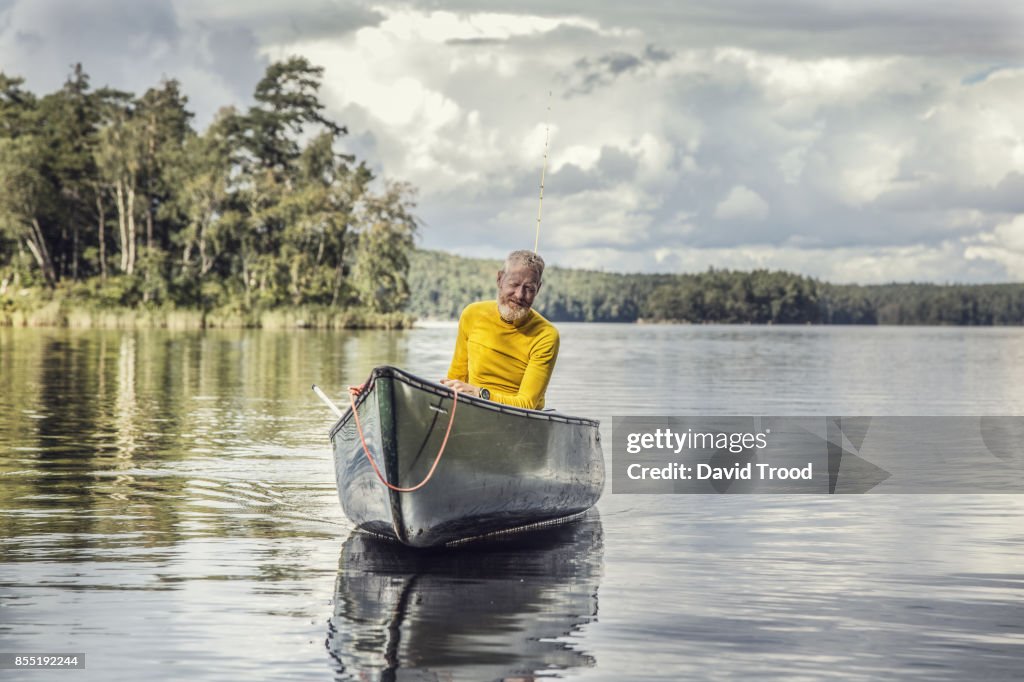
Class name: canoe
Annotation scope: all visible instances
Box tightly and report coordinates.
[328,365,604,547]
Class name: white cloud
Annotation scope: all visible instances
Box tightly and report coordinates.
[994,215,1024,252]
[580,240,1000,284]
[554,143,602,172]
[714,185,769,221]
[716,47,896,106]
[500,186,651,251]
[965,215,1024,279]
[830,134,911,206]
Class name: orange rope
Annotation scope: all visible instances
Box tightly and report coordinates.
[347,382,458,492]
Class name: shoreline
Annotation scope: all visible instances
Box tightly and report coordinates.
[0,301,414,330]
[4,297,1022,330]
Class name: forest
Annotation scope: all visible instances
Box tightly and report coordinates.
[408,250,1024,325]
[0,59,417,327]
[2,62,1020,328]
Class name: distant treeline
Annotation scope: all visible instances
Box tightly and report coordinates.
[0,59,416,321]
[408,250,1024,325]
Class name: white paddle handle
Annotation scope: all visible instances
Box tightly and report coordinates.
[311,384,345,419]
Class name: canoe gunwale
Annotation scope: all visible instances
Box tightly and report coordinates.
[328,365,600,441]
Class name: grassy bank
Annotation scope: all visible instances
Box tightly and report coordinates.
[0,292,414,330]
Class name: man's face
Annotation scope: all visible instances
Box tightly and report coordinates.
[497,264,542,323]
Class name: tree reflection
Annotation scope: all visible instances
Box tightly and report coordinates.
[0,327,411,560]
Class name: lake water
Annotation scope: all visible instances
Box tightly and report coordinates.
[1,324,1023,680]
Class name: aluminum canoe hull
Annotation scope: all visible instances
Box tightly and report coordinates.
[328,366,604,547]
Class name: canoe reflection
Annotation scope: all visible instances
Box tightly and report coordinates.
[326,512,604,682]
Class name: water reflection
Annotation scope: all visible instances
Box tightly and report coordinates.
[4,325,1024,680]
[0,328,410,555]
[327,513,604,682]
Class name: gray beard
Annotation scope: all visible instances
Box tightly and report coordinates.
[498,301,529,323]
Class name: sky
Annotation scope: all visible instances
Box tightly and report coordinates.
[1,0,1023,283]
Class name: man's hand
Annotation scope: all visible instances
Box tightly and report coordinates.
[440,378,480,398]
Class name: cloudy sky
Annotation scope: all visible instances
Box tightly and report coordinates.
[2,0,1023,283]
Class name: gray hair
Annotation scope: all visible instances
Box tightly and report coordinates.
[500,250,545,281]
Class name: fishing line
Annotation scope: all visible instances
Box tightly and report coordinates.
[534,91,552,254]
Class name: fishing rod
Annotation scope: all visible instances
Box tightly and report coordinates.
[534,91,552,254]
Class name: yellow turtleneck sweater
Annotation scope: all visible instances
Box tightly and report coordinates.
[446,300,559,410]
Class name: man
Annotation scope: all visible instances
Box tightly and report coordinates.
[441,250,558,409]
